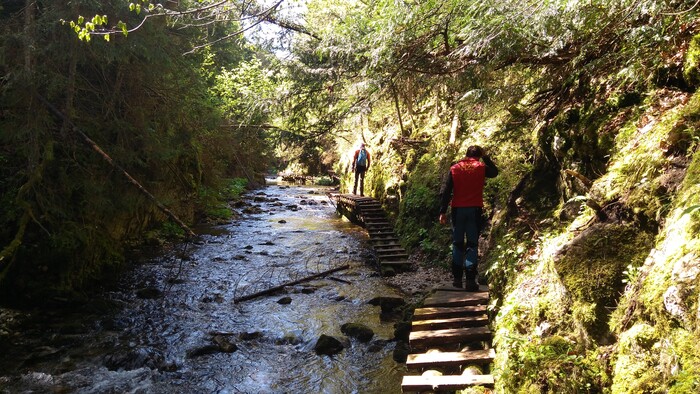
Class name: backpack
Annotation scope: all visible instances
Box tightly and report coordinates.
[357,148,367,167]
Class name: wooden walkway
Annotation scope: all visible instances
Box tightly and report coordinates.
[402,286,495,393]
[330,193,411,270]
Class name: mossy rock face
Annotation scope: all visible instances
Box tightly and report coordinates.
[611,324,663,394]
[554,223,654,337]
[684,33,700,88]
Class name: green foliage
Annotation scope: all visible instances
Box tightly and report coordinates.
[484,229,529,293]
[0,1,265,302]
[315,176,335,186]
[507,336,604,393]
[197,178,248,221]
[395,150,453,257]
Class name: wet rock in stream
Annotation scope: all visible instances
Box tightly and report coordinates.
[277,296,292,305]
[239,331,263,341]
[314,334,344,356]
[135,287,162,300]
[186,335,238,359]
[340,323,374,342]
[367,296,406,316]
[104,346,169,371]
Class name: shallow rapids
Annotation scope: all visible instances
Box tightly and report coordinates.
[0,183,406,393]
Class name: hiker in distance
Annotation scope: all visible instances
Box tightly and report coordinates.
[439,145,498,291]
[352,143,371,196]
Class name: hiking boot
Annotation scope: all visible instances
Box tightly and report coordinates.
[452,279,462,288]
[464,281,480,292]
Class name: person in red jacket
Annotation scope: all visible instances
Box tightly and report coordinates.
[439,145,498,291]
[352,143,371,196]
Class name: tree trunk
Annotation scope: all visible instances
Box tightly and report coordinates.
[24,0,35,73]
[392,84,406,137]
[449,112,459,144]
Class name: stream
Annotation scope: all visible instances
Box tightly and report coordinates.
[0,182,407,393]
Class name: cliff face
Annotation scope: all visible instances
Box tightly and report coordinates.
[487,88,700,392]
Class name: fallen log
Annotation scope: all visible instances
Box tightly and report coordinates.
[233,264,350,303]
[328,276,352,284]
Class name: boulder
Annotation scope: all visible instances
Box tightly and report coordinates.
[212,335,238,353]
[367,296,406,315]
[136,287,161,299]
[277,297,292,305]
[314,334,344,356]
[340,322,374,342]
[239,331,263,341]
[392,341,410,362]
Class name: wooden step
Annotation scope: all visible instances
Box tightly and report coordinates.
[369,237,400,244]
[401,374,494,392]
[406,349,495,369]
[368,229,395,235]
[366,225,393,231]
[411,315,489,331]
[360,210,384,215]
[370,234,397,239]
[377,253,409,260]
[413,305,488,320]
[374,242,403,248]
[409,326,491,348]
[373,247,406,253]
[366,225,391,230]
[423,291,489,308]
[381,260,411,266]
[434,285,489,292]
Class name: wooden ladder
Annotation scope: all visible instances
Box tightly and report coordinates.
[354,197,411,269]
[402,286,495,393]
[330,193,411,271]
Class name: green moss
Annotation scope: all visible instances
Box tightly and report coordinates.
[554,224,654,338]
[683,33,700,88]
[611,324,664,394]
[498,334,605,393]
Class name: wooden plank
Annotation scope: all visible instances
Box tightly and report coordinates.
[413,305,487,320]
[367,226,393,231]
[368,231,396,237]
[401,374,494,392]
[423,291,489,308]
[380,260,411,266]
[373,247,406,253]
[434,285,489,292]
[406,349,495,369]
[369,238,400,244]
[409,326,491,348]
[374,242,403,248]
[377,252,408,258]
[411,315,488,331]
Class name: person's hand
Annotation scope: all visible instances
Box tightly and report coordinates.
[439,213,447,225]
[351,167,355,173]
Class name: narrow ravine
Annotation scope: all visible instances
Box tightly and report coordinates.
[0,182,407,393]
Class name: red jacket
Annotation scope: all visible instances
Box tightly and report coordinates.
[439,156,498,212]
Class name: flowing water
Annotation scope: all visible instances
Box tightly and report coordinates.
[0,182,407,393]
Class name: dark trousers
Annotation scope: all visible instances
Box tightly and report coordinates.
[353,165,367,195]
[451,206,483,280]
